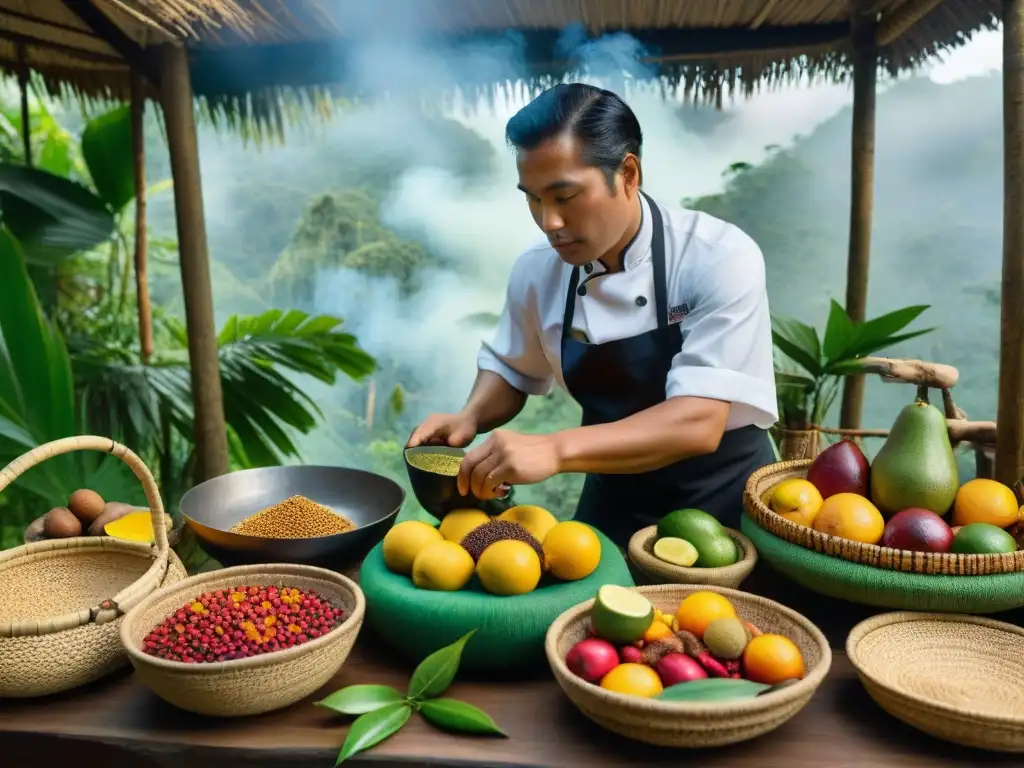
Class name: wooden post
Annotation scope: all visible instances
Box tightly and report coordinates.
[997,0,1024,486]
[158,44,230,483]
[16,43,30,166]
[130,71,154,365]
[839,6,877,432]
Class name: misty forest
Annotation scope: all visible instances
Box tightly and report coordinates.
[0,71,1003,553]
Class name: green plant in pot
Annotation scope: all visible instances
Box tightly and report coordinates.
[771,300,934,459]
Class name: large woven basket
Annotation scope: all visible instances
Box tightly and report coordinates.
[627,526,757,588]
[545,584,831,748]
[847,612,1024,752]
[744,460,1024,576]
[120,563,365,717]
[0,436,185,698]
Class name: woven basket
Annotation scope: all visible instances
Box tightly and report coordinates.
[120,563,365,717]
[744,460,1024,576]
[0,436,185,698]
[545,584,831,748]
[627,526,757,588]
[847,612,1024,752]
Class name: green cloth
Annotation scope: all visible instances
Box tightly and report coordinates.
[741,515,1024,614]
[359,526,633,672]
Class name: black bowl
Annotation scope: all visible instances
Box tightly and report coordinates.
[180,465,404,568]
[403,445,489,517]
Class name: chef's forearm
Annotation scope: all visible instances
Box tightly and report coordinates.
[460,370,528,433]
[551,397,729,475]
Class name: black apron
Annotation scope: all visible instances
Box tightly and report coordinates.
[562,192,776,548]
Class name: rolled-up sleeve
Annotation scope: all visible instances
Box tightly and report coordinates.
[476,257,554,396]
[666,238,778,427]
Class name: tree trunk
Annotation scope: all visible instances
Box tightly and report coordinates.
[130,71,154,365]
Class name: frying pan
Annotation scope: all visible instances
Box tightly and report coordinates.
[180,465,404,568]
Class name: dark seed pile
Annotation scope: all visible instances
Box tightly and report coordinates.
[141,585,344,663]
[460,520,544,562]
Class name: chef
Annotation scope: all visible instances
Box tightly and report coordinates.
[408,83,778,546]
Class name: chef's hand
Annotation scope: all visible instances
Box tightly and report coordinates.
[457,430,560,499]
[407,412,478,448]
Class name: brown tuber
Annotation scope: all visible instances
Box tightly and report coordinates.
[43,507,82,538]
[68,489,105,523]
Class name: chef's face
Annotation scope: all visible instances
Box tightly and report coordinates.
[516,133,640,267]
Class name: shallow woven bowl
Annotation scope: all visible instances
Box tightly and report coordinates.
[545,584,832,748]
[120,563,365,717]
[848,612,1024,752]
[744,460,1024,576]
[627,526,757,588]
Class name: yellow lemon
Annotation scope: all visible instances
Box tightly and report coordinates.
[411,540,475,591]
[599,663,663,697]
[770,478,824,527]
[382,520,443,576]
[542,521,601,580]
[439,509,491,543]
[497,504,559,541]
[475,540,542,596]
[952,479,1020,529]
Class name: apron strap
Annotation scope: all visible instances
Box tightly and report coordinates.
[641,191,669,330]
[563,266,581,334]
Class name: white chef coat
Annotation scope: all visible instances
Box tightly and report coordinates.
[476,194,778,431]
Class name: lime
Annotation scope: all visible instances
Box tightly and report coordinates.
[657,508,724,543]
[697,534,741,568]
[589,585,654,644]
[951,523,1017,554]
[653,537,699,567]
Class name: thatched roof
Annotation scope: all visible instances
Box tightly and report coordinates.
[0,0,1003,133]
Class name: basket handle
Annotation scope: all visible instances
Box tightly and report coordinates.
[0,436,170,624]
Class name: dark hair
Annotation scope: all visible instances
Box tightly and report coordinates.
[505,83,643,188]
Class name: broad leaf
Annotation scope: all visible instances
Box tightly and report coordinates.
[846,305,930,357]
[407,630,476,701]
[657,678,769,702]
[821,300,858,363]
[335,702,411,764]
[771,315,822,375]
[316,685,405,716]
[844,328,936,360]
[82,105,135,213]
[419,698,507,736]
[0,164,114,263]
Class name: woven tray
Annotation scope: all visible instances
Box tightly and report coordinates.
[745,460,1024,576]
[627,526,757,588]
[545,583,832,748]
[847,612,1024,752]
[359,525,633,672]
[741,515,1024,613]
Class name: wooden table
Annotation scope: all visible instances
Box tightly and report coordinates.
[2,560,1022,767]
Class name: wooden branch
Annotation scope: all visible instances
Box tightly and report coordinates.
[876,0,947,47]
[947,420,999,445]
[60,0,160,86]
[857,357,960,389]
[130,70,153,365]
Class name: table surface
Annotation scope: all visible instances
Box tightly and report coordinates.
[2,558,1023,767]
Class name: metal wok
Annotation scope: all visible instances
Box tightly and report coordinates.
[180,465,404,568]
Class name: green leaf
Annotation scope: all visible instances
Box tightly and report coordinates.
[335,701,411,764]
[845,328,936,360]
[419,698,507,736]
[407,630,476,701]
[771,315,822,375]
[0,163,114,263]
[81,105,135,213]
[316,685,405,716]
[821,300,858,363]
[657,678,769,702]
[847,305,930,357]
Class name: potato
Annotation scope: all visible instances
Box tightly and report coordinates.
[68,489,105,523]
[43,507,83,538]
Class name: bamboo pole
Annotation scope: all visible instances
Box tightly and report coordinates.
[130,70,154,365]
[839,7,877,433]
[157,44,229,483]
[997,0,1024,486]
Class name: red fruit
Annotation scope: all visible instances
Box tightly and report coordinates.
[565,637,620,684]
[655,653,708,686]
[881,508,954,553]
[619,645,644,664]
[806,439,870,499]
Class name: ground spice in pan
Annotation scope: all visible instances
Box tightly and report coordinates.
[230,495,355,538]
[407,452,463,476]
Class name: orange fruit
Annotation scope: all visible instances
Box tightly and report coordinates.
[599,663,663,697]
[812,493,885,545]
[742,634,805,685]
[542,521,601,580]
[769,478,824,527]
[642,619,674,643]
[952,479,1020,529]
[675,591,737,638]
